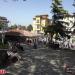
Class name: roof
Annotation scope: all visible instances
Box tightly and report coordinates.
[6,28,39,37]
[35,14,48,17]
[0,16,9,23]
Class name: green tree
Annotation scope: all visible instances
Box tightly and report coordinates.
[18,25,26,30]
[44,25,55,41]
[10,24,17,29]
[52,0,69,38]
[44,0,69,42]
[27,24,33,31]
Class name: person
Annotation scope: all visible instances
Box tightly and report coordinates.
[16,43,24,51]
[8,41,13,51]
[33,40,37,49]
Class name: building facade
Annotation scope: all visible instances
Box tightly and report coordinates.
[33,15,51,34]
[0,16,9,30]
[0,16,9,44]
[62,15,75,32]
[57,14,75,49]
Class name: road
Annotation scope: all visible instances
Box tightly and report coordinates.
[5,46,75,75]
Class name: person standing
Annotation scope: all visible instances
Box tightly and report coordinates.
[33,39,37,49]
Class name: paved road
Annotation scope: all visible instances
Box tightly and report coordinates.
[5,47,75,75]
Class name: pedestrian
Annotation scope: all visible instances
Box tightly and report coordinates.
[33,42,37,49]
[8,41,12,51]
[16,43,24,51]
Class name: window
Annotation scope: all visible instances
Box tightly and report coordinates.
[36,20,40,23]
[37,25,40,29]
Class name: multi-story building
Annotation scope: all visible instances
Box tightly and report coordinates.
[62,14,75,32]
[56,14,75,49]
[0,16,9,44]
[0,16,9,30]
[33,14,51,34]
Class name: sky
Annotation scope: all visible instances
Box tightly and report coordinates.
[0,0,74,26]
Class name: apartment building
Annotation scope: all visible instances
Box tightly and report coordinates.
[0,16,9,30]
[56,14,75,49]
[33,14,51,34]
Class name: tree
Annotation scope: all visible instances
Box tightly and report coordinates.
[18,25,26,30]
[44,0,69,42]
[10,24,17,29]
[27,24,33,31]
[52,0,69,38]
[44,25,55,41]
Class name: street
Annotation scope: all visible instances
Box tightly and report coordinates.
[5,46,75,75]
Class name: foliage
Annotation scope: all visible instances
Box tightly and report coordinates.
[10,24,17,29]
[27,24,33,31]
[44,0,69,41]
[18,25,26,30]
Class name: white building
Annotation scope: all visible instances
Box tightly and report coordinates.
[59,14,75,49]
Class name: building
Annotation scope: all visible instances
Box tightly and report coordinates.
[57,14,75,49]
[0,16,9,44]
[33,14,51,34]
[62,14,75,32]
[0,16,9,30]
